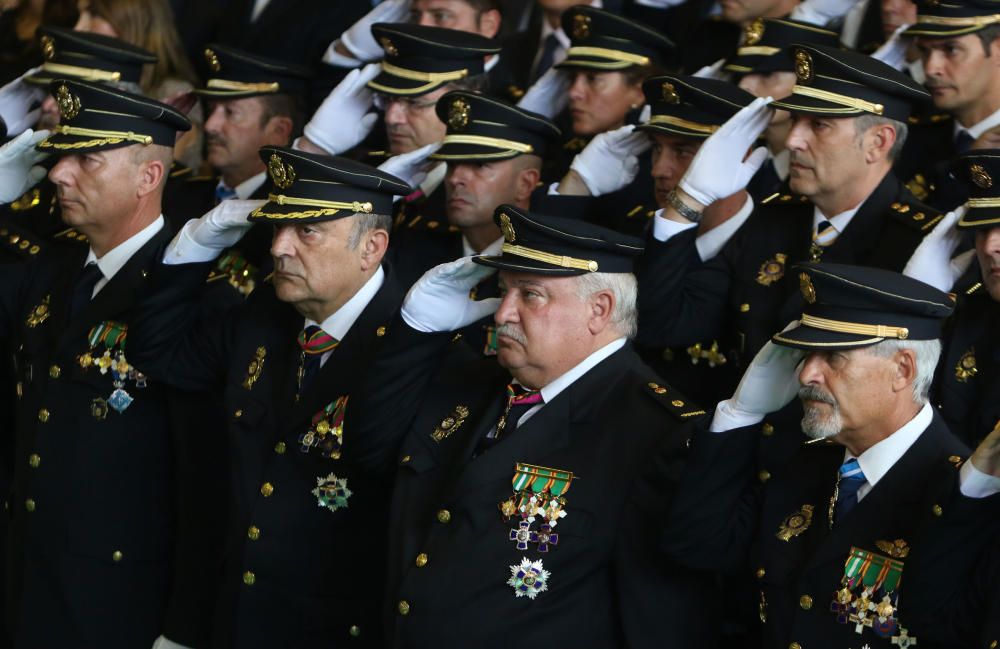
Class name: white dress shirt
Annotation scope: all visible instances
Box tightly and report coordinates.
[303,266,385,367]
[954,105,1000,141]
[651,193,754,261]
[83,215,164,297]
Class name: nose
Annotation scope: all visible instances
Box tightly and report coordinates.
[203,104,225,134]
[650,148,677,184]
[922,49,943,76]
[784,117,809,152]
[568,73,587,103]
[983,227,1000,255]
[445,163,471,188]
[798,352,825,387]
[48,156,74,186]
[384,99,408,125]
[270,225,296,259]
[738,75,761,97]
[493,290,520,326]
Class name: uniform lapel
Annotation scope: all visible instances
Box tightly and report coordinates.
[822,172,898,265]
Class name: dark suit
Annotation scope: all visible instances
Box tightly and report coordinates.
[125,259,404,649]
[0,226,203,647]
[664,412,984,648]
[351,322,716,648]
[895,115,964,211]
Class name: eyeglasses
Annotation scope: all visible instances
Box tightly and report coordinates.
[373,93,438,113]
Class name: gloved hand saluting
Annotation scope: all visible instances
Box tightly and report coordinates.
[401,256,500,332]
[569,124,651,196]
[0,129,49,204]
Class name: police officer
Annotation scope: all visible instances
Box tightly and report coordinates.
[125,149,411,648]
[352,204,715,648]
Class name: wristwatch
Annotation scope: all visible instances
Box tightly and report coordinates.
[666,189,703,224]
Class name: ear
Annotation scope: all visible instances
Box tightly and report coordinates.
[891,347,918,397]
[359,227,390,271]
[623,77,646,109]
[587,289,615,335]
[514,166,541,203]
[866,122,897,164]
[264,114,294,147]
[478,9,501,39]
[136,157,166,199]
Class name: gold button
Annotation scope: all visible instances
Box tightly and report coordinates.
[274,441,286,455]
[247,526,260,541]
[38,408,49,423]
[647,382,659,390]
[401,455,411,463]
[25,498,35,512]
[948,455,962,464]
[758,470,771,483]
[989,641,996,649]
[260,482,274,497]
[234,409,243,418]
[243,570,256,586]
[49,365,60,378]
[437,509,451,523]
[349,625,361,637]
[912,212,925,221]
[671,400,684,407]
[415,553,428,567]
[789,643,801,649]
[398,600,410,615]
[762,423,774,436]
[376,326,386,337]
[655,387,667,394]
[799,595,813,610]
[740,303,750,312]
[112,550,123,562]
[28,454,40,468]
[932,504,943,516]
[755,567,765,578]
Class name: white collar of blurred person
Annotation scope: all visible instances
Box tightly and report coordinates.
[955,103,1000,139]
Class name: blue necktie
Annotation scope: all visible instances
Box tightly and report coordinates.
[833,458,867,525]
[214,183,237,205]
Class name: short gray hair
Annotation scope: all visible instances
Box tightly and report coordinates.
[854,113,908,161]
[574,272,638,339]
[347,212,392,249]
[865,338,942,404]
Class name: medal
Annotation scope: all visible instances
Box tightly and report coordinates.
[312,473,352,513]
[507,557,549,600]
[831,546,905,637]
[298,395,348,458]
[76,322,145,415]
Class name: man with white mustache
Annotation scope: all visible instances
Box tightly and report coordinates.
[663,261,1000,649]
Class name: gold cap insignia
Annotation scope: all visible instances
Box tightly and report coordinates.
[970,163,992,189]
[448,97,470,131]
[55,84,81,120]
[380,36,399,57]
[204,48,221,73]
[499,212,516,243]
[756,253,786,287]
[875,539,910,558]
[40,34,56,61]
[799,272,816,304]
[267,153,296,190]
[661,81,679,105]
[744,18,765,46]
[572,13,591,40]
[955,348,977,382]
[794,49,813,84]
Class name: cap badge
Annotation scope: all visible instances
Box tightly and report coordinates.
[744,18,765,46]
[267,153,296,190]
[776,504,813,541]
[661,81,680,105]
[500,212,516,243]
[970,163,993,189]
[431,404,470,442]
[795,49,814,84]
[448,97,470,131]
[204,48,221,73]
[312,473,352,513]
[55,84,81,120]
[799,272,817,304]
[756,252,787,287]
[954,348,977,382]
[40,34,56,61]
[572,13,591,40]
[379,36,399,57]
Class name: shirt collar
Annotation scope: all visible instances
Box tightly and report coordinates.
[85,215,164,281]
[812,201,861,235]
[462,234,504,257]
[535,337,627,404]
[956,104,1000,140]
[305,265,385,342]
[217,171,268,201]
[848,402,933,489]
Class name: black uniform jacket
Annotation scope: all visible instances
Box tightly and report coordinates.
[663,413,986,649]
[351,321,717,648]
[125,258,404,648]
[0,226,203,648]
[636,172,939,401]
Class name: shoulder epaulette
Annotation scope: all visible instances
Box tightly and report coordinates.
[8,187,42,212]
[0,223,44,257]
[905,174,933,202]
[965,281,983,296]
[507,85,525,101]
[887,200,943,233]
[405,214,459,234]
[946,453,965,469]
[366,150,391,161]
[53,227,89,244]
[760,192,809,206]
[906,113,951,126]
[207,249,257,297]
[169,163,193,179]
[643,380,706,419]
[563,137,588,153]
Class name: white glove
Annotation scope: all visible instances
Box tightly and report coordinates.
[790,0,857,26]
[871,24,911,71]
[902,207,972,292]
[730,338,804,417]
[570,124,651,196]
[377,142,440,193]
[518,68,570,119]
[634,0,686,6]
[151,635,195,649]
[401,256,500,332]
[0,129,49,204]
[0,68,45,137]
[678,97,772,208]
[693,58,727,80]
[166,199,266,264]
[340,0,412,62]
[302,64,380,155]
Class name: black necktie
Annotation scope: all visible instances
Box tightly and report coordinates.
[531,33,561,84]
[476,384,544,456]
[69,262,103,319]
[955,130,975,154]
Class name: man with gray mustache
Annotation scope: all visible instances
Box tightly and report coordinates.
[664,261,1000,649]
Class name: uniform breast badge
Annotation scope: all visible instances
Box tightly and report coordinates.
[242,346,266,390]
[431,405,470,443]
[507,557,549,599]
[830,546,911,643]
[483,326,498,356]
[299,396,348,458]
[77,321,145,414]
[756,253,787,286]
[25,295,51,328]
[954,348,977,383]
[312,473,352,513]
[776,504,813,541]
[500,463,574,551]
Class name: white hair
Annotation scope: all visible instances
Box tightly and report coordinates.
[574,272,638,339]
[865,338,942,404]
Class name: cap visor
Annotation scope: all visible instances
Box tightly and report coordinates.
[635,122,712,139]
[36,133,135,154]
[771,322,886,350]
[430,142,523,161]
[472,254,587,276]
[903,23,987,37]
[554,56,633,71]
[367,72,445,97]
[770,92,865,118]
[957,206,1000,230]
[248,201,352,224]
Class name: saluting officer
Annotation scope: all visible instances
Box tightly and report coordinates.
[125,149,411,648]
[353,205,715,648]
